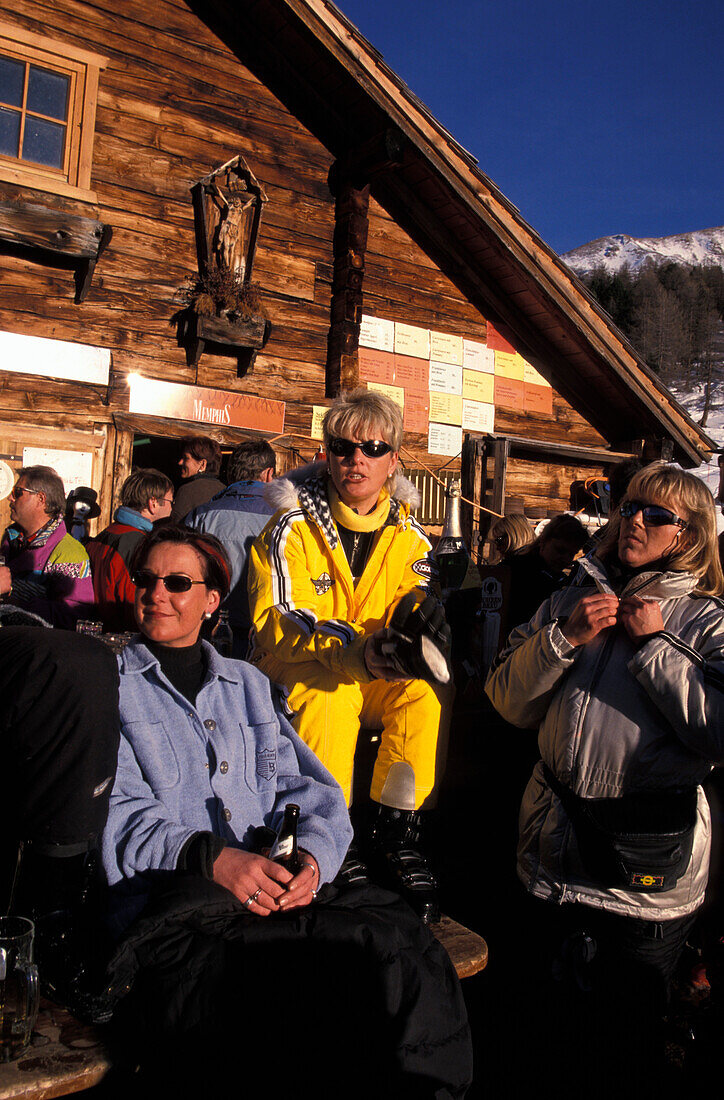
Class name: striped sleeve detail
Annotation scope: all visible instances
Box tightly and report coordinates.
[268,509,305,608]
[656,631,724,692]
[266,512,355,648]
[408,516,433,551]
[282,607,318,636]
[317,619,356,646]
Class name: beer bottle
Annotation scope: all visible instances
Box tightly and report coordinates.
[269,804,302,874]
[435,479,469,595]
[211,609,234,657]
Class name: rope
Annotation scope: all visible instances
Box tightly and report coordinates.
[266,433,503,519]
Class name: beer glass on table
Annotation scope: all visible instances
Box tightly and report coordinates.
[0,917,39,1062]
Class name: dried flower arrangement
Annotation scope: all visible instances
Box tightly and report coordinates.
[181,265,267,322]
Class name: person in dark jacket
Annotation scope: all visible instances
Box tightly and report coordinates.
[170,435,225,522]
[184,439,276,657]
[0,622,120,1020]
[505,512,588,631]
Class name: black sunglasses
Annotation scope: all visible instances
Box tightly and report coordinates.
[619,500,688,529]
[328,437,393,459]
[131,569,207,593]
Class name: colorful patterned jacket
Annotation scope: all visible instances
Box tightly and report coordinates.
[1,517,94,629]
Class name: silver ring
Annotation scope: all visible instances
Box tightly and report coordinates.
[245,887,262,908]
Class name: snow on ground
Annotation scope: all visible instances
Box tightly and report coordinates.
[670,383,724,531]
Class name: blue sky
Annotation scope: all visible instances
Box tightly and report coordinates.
[338,0,723,255]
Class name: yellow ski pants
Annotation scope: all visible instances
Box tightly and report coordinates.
[255,654,451,809]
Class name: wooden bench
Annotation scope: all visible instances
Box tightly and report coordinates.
[0,918,486,1100]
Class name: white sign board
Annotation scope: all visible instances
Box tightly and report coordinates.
[429,362,463,395]
[0,330,111,386]
[428,422,463,457]
[462,399,495,433]
[463,340,495,373]
[359,315,395,353]
[22,448,94,494]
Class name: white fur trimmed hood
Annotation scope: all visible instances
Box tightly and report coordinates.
[264,461,421,551]
[265,461,420,513]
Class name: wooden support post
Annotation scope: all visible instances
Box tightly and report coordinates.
[490,437,509,519]
[461,434,484,564]
[325,180,370,397]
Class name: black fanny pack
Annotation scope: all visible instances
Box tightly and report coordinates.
[542,764,697,893]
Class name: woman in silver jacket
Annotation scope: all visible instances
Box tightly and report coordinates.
[486,462,724,1076]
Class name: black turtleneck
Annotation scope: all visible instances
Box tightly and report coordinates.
[144,637,206,704]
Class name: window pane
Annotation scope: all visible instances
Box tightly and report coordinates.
[22,115,65,167]
[27,66,69,121]
[0,56,25,108]
[0,105,20,156]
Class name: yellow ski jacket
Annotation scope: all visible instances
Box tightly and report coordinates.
[248,468,436,684]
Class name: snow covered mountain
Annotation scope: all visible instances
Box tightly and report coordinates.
[562,226,724,276]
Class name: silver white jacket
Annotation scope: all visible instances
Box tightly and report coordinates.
[486,556,724,920]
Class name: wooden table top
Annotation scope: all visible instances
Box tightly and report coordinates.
[0,1000,110,1100]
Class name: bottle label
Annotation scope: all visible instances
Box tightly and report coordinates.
[269,834,293,860]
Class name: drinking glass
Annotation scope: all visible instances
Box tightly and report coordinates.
[0,917,39,1062]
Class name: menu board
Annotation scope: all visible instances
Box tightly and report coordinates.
[523,360,548,386]
[310,405,327,440]
[524,384,554,415]
[494,350,525,380]
[429,392,462,426]
[462,400,495,433]
[393,354,428,393]
[359,314,395,353]
[494,376,526,408]
[358,346,394,384]
[403,392,430,434]
[366,381,404,410]
[485,322,517,354]
[428,422,463,457]
[430,330,463,365]
[463,339,495,373]
[357,314,555,447]
[429,361,463,395]
[394,322,430,360]
[462,370,494,403]
[23,447,94,493]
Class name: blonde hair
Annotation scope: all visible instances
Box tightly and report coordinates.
[490,514,533,560]
[323,388,403,453]
[598,461,724,597]
[323,388,402,495]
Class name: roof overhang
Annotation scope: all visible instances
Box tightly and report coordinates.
[198,0,713,466]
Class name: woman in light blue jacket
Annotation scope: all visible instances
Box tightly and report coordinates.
[102,524,352,932]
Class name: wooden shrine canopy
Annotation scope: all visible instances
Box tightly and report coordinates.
[197,0,712,466]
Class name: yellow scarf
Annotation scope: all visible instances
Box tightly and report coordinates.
[329,483,391,532]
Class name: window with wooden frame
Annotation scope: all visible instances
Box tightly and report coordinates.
[0,22,107,202]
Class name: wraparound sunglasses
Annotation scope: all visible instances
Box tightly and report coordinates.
[131,569,206,593]
[327,437,393,458]
[619,500,688,529]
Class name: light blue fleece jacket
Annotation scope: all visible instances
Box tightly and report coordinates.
[102,639,352,931]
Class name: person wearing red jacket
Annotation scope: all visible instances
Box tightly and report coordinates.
[87,469,173,630]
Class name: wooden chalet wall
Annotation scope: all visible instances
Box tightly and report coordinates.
[0,0,621,536]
